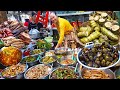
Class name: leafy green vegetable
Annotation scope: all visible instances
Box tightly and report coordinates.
[22,56,36,63]
[37,39,52,50]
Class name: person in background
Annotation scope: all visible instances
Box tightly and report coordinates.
[24,19,30,27]
[25,11,43,31]
[49,11,85,49]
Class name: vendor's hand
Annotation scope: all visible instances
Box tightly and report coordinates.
[55,45,59,49]
[55,44,60,49]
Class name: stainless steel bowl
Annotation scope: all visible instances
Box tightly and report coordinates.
[54,47,69,55]
[21,54,40,67]
[39,56,59,68]
[49,66,80,79]
[31,49,45,56]
[1,63,28,79]
[80,67,116,79]
[57,55,77,67]
[24,64,53,79]
[45,50,55,56]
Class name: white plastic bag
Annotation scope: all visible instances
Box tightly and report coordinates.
[29,28,40,39]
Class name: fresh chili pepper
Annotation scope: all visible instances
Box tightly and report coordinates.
[23,50,30,56]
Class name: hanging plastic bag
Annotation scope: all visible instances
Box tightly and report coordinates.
[29,28,40,39]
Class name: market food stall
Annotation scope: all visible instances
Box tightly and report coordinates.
[0,11,120,79]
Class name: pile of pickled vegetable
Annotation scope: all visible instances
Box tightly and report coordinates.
[32,49,44,55]
[79,42,119,68]
[50,67,79,79]
[21,56,36,63]
[42,56,56,64]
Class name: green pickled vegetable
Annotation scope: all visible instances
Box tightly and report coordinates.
[32,49,44,55]
[22,56,36,63]
[42,56,55,64]
[51,68,79,79]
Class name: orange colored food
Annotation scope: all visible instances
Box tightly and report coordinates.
[60,59,75,65]
[82,69,110,79]
[0,47,22,66]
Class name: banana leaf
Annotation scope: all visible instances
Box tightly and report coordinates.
[87,31,101,41]
[78,26,93,37]
[90,20,98,28]
[101,27,118,41]
[94,26,100,32]
[77,32,87,37]
[80,37,89,44]
[79,27,88,32]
